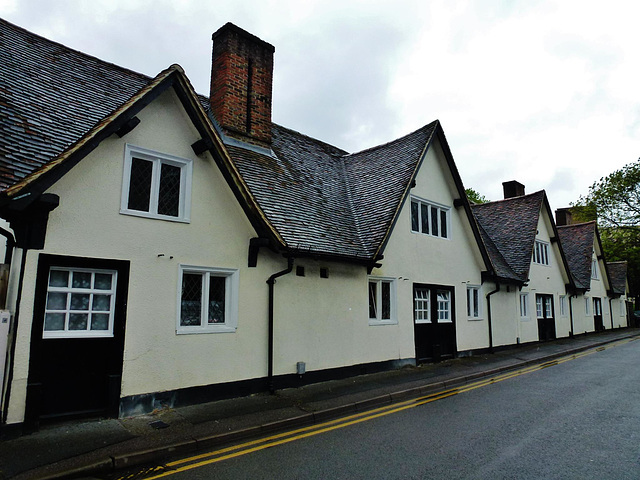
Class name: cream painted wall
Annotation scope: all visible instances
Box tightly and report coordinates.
[5,89,285,422]
[371,138,489,355]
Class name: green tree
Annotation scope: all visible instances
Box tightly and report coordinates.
[465,188,489,204]
[573,158,640,304]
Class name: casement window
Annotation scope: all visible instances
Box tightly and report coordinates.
[369,277,397,325]
[177,265,239,334]
[121,144,193,222]
[519,293,529,320]
[593,298,602,316]
[43,267,117,338]
[585,297,591,315]
[411,197,450,239]
[591,258,598,279]
[536,296,544,318]
[559,295,568,317]
[467,285,481,320]
[532,240,550,265]
[414,287,430,323]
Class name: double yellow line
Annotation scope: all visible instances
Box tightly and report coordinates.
[121,337,636,479]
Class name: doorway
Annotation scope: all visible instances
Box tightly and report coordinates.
[535,293,556,341]
[413,284,456,362]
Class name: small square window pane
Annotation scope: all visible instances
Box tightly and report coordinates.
[92,294,111,311]
[46,292,67,310]
[69,313,88,330]
[94,273,112,290]
[49,270,69,287]
[90,313,110,330]
[208,276,226,324]
[44,313,65,331]
[71,293,90,310]
[72,272,91,289]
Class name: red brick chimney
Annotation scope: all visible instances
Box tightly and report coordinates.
[210,23,275,147]
[502,180,525,199]
[555,208,574,226]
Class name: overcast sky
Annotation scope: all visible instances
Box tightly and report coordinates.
[1,0,638,212]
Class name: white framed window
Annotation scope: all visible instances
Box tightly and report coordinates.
[177,265,239,334]
[121,144,193,222]
[436,290,452,322]
[467,285,482,320]
[591,258,599,280]
[620,300,626,316]
[43,267,117,338]
[410,197,450,239]
[532,240,550,266]
[536,296,544,318]
[414,287,430,324]
[369,277,397,325]
[585,297,591,315]
[559,295,568,317]
[593,298,602,316]
[519,293,529,320]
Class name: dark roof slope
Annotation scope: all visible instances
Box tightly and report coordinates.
[0,18,150,190]
[556,222,595,290]
[607,261,628,295]
[471,191,545,282]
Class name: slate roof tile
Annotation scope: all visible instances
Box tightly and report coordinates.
[471,191,545,283]
[556,222,595,290]
[607,261,628,295]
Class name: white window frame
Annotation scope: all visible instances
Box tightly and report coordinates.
[585,297,591,315]
[410,196,451,239]
[467,285,482,320]
[436,290,452,323]
[593,298,602,316]
[177,265,239,334]
[536,295,544,319]
[532,240,550,266]
[368,277,397,326]
[414,287,431,324]
[43,267,117,339]
[620,299,626,317]
[559,295,568,317]
[591,257,599,280]
[121,144,193,222]
[519,293,530,320]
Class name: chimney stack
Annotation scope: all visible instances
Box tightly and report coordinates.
[210,23,275,146]
[555,208,574,226]
[502,180,525,199]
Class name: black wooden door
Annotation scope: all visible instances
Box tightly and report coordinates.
[536,294,556,341]
[593,298,604,332]
[413,284,456,363]
[26,255,129,425]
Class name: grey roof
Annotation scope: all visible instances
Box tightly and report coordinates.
[607,261,628,295]
[0,18,150,190]
[0,18,447,262]
[471,191,546,283]
[556,222,596,290]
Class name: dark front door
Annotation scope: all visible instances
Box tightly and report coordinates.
[26,255,129,425]
[413,284,456,362]
[536,294,556,341]
[593,298,604,331]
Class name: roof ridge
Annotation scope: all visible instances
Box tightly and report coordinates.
[273,124,349,156]
[472,189,545,208]
[344,121,438,159]
[556,220,596,229]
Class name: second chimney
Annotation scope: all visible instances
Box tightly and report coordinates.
[502,180,525,199]
[210,23,275,146]
[555,208,574,226]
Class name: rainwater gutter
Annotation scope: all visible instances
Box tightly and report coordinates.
[485,283,500,353]
[266,256,294,394]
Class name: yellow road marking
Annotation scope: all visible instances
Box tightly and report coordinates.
[124,337,635,480]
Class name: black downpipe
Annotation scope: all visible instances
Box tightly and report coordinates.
[608,298,614,329]
[267,257,294,394]
[569,295,574,337]
[485,284,500,353]
[0,227,15,265]
[2,247,27,424]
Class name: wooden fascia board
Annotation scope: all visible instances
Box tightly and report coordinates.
[593,225,612,292]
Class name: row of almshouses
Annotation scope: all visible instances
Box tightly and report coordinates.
[0,19,630,428]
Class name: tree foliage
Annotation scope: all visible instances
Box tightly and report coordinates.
[465,188,489,204]
[573,158,640,303]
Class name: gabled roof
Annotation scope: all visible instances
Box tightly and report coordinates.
[0,18,492,266]
[471,191,546,283]
[556,222,596,290]
[607,261,628,296]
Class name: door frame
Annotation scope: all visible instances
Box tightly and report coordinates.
[535,293,556,341]
[413,283,456,363]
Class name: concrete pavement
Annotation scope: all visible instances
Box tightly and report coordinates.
[1,328,638,480]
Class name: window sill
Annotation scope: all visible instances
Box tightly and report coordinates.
[120,209,190,223]
[467,317,484,321]
[368,319,398,326]
[177,325,237,335]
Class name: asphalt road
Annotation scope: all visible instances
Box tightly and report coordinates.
[128,339,640,479]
